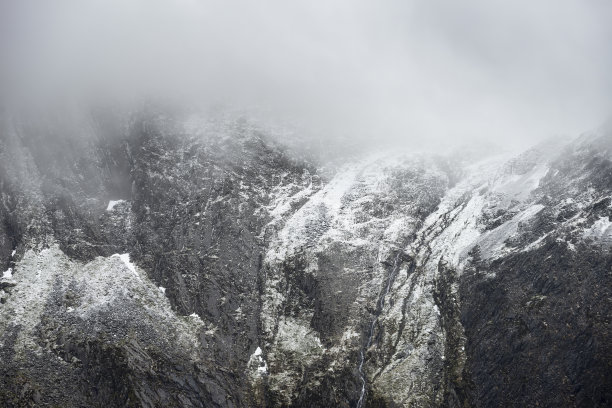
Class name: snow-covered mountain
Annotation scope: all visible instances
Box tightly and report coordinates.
[1,108,611,407]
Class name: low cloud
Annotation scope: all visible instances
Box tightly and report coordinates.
[1,0,611,150]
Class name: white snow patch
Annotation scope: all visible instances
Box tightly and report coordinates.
[476,204,545,259]
[111,253,137,276]
[0,245,205,358]
[106,200,125,211]
[158,286,166,294]
[383,218,413,246]
[409,154,506,270]
[491,165,548,201]
[340,329,361,342]
[276,318,323,353]
[2,268,12,279]
[11,250,16,257]
[523,233,550,252]
[266,179,314,222]
[264,152,408,263]
[411,284,422,303]
[406,152,548,272]
[432,305,440,315]
[425,194,486,267]
[249,346,268,375]
[584,216,612,240]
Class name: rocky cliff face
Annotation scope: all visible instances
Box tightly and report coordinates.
[1,108,610,407]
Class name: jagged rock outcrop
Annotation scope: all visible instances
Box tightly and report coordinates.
[1,107,610,407]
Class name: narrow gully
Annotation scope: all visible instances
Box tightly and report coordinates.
[355,204,464,407]
[356,250,403,408]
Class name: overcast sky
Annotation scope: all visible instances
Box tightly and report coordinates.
[1,0,611,150]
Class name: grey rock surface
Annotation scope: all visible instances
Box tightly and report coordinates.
[1,107,610,407]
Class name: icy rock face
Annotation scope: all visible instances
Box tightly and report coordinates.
[0,245,215,406]
[254,133,612,407]
[0,107,315,407]
[1,106,611,407]
[258,154,454,406]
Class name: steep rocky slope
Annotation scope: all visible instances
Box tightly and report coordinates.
[1,108,610,407]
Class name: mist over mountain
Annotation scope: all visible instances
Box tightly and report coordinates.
[1,1,612,407]
[2,0,612,151]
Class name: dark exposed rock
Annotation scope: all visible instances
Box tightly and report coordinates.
[460,242,612,407]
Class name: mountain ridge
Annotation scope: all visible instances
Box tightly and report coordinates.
[1,109,610,407]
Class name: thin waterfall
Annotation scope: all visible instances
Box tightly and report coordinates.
[356,251,403,408]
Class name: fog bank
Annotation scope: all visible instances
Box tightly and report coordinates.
[1,0,611,151]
